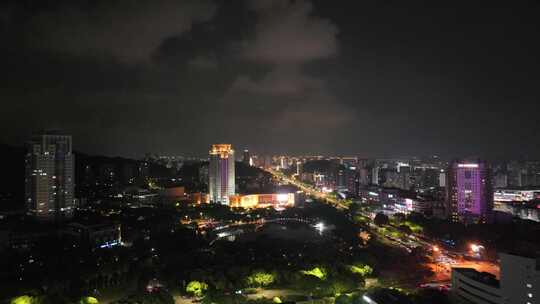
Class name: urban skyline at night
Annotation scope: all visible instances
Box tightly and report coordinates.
[1,1,540,304]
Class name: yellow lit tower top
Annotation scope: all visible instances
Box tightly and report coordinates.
[210,144,234,158]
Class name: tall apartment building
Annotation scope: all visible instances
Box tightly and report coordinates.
[25,132,74,219]
[445,160,493,223]
[242,149,251,166]
[208,144,235,205]
[371,166,379,185]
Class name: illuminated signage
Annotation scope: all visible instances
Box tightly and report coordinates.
[458,164,479,168]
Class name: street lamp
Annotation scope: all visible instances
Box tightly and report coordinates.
[314,222,325,234]
[470,243,484,253]
[470,243,485,258]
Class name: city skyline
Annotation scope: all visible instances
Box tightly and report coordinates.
[2,2,540,303]
[1,1,540,158]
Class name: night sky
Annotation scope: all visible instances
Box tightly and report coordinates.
[1,1,539,158]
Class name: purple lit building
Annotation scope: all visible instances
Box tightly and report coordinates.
[208,144,235,205]
[446,160,493,223]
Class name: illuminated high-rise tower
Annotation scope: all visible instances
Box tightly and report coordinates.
[445,160,493,223]
[25,132,74,220]
[209,144,235,204]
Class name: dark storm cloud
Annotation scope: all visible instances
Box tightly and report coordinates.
[1,1,540,158]
[242,0,338,64]
[0,5,13,24]
[187,55,218,69]
[226,66,353,131]
[215,0,352,153]
[28,0,217,62]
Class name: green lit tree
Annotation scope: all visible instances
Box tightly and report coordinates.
[301,267,327,280]
[246,271,275,287]
[80,297,99,304]
[10,296,39,304]
[9,295,44,304]
[186,281,208,297]
[349,263,373,277]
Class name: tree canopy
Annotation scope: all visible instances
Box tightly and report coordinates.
[10,296,37,304]
[186,281,208,297]
[80,297,99,304]
[349,263,373,277]
[374,213,389,226]
[246,271,275,287]
[301,267,327,280]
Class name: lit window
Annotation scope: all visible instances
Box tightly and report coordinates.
[527,284,532,288]
[528,293,533,298]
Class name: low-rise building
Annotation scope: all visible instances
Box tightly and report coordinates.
[452,252,540,304]
[494,189,540,202]
[229,193,295,210]
[452,268,501,304]
[494,201,540,222]
[64,222,121,249]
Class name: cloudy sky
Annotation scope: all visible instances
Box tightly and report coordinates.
[1,1,539,158]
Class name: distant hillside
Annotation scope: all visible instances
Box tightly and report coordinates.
[0,144,174,204]
[236,161,270,178]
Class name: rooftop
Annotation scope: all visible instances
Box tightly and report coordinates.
[453,267,500,288]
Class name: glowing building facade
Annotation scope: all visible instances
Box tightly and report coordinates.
[446,160,493,223]
[25,133,74,219]
[209,144,235,204]
[229,193,295,210]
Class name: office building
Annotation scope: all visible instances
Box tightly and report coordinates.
[372,167,379,185]
[508,161,525,187]
[452,252,539,304]
[64,222,122,249]
[25,132,74,219]
[494,171,508,188]
[494,189,540,202]
[439,169,446,187]
[445,160,493,223]
[359,167,370,186]
[243,149,251,166]
[208,144,235,205]
[280,156,289,169]
[413,167,439,189]
[229,193,295,210]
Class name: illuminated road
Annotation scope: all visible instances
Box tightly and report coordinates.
[266,168,500,284]
[267,169,346,210]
